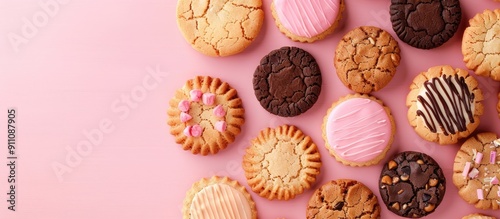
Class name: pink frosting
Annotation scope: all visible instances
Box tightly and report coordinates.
[213,105,226,118]
[191,125,203,137]
[325,98,391,162]
[178,100,190,112]
[215,121,227,132]
[190,89,202,101]
[180,112,192,122]
[274,0,340,38]
[202,93,215,106]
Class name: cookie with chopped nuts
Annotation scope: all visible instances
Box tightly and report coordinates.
[453,132,500,210]
[334,26,401,93]
[379,151,446,218]
[306,179,381,219]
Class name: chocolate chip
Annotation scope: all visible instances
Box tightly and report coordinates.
[422,193,431,202]
[334,201,344,211]
[401,166,411,175]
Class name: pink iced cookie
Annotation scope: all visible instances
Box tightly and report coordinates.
[272,0,344,42]
[322,94,395,166]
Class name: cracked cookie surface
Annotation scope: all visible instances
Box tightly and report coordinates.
[379,151,446,218]
[182,176,257,219]
[306,179,380,219]
[167,76,244,155]
[176,0,264,57]
[334,26,400,93]
[243,125,321,200]
[406,65,484,145]
[253,46,322,117]
[390,0,461,49]
[462,9,500,80]
[453,133,500,210]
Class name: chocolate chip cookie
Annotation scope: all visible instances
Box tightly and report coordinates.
[379,151,446,218]
[390,0,461,49]
[253,46,322,117]
[306,179,381,219]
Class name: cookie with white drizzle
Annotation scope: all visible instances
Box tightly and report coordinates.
[322,93,395,166]
[406,65,483,145]
[453,132,500,210]
[167,76,244,155]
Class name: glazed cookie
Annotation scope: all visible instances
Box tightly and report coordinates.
[167,76,244,155]
[322,94,395,167]
[253,47,322,117]
[271,0,344,43]
[243,125,321,200]
[406,65,484,145]
[379,151,446,218]
[390,0,461,49]
[182,176,257,219]
[462,9,500,80]
[334,26,401,93]
[306,179,381,219]
[463,213,497,219]
[453,133,500,210]
[176,0,264,57]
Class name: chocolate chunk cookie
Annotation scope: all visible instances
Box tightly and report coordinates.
[390,0,461,49]
[379,151,446,218]
[306,179,381,219]
[253,47,322,117]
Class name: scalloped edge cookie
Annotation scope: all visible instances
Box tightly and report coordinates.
[167,76,244,155]
[243,125,321,200]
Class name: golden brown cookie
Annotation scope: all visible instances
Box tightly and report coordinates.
[498,92,500,118]
[453,133,500,210]
[463,9,500,80]
[176,0,264,57]
[182,176,257,219]
[306,179,381,219]
[243,125,321,200]
[167,76,244,155]
[406,65,483,145]
[271,0,344,43]
[334,26,401,93]
[463,213,497,219]
[322,94,395,167]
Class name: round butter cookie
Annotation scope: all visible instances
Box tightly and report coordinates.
[271,0,344,43]
[243,125,321,200]
[176,0,264,56]
[406,65,483,145]
[453,132,500,210]
[167,76,244,155]
[462,9,500,80]
[322,94,395,166]
[182,176,257,219]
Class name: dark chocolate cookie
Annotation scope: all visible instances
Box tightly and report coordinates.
[253,46,322,117]
[390,0,461,49]
[379,151,446,218]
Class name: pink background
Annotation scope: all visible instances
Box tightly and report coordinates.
[1,0,500,218]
